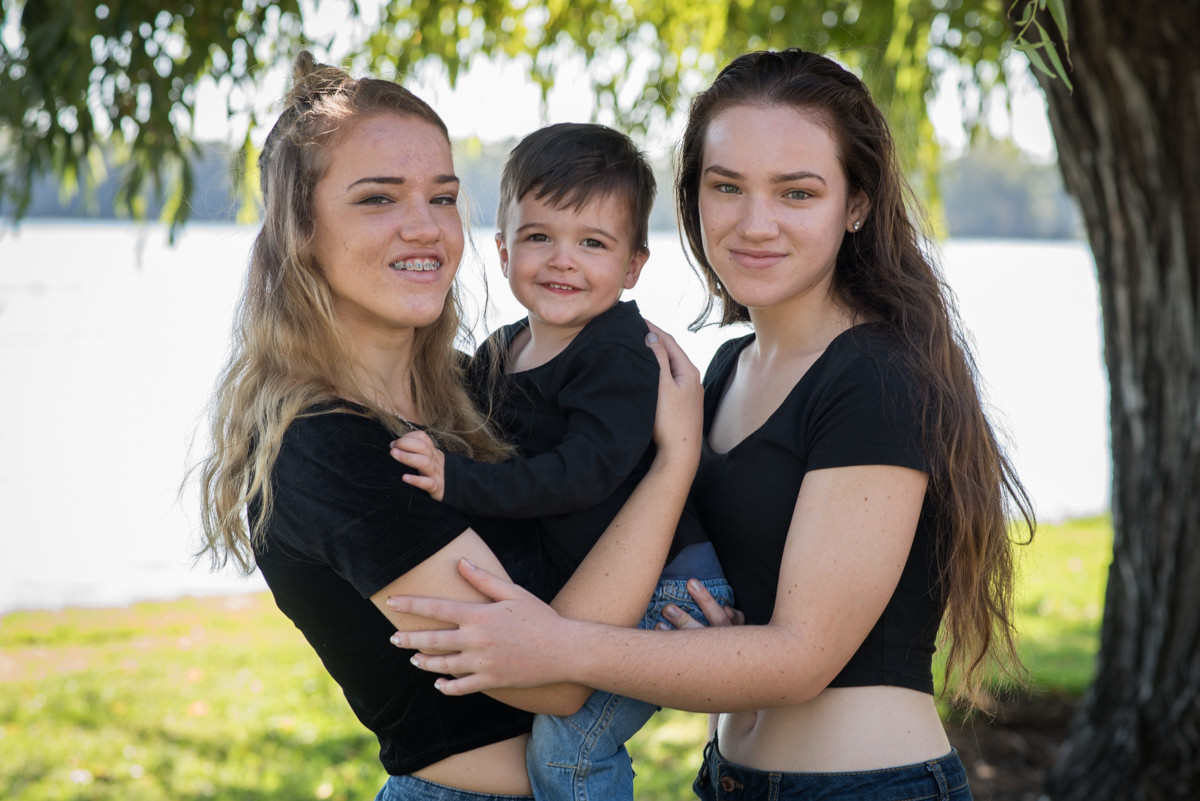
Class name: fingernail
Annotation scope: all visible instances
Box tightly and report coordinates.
[461,558,476,569]
[434,679,446,693]
[409,654,421,667]
[390,633,403,645]
[386,598,401,609]
[663,604,680,619]
[645,332,659,344]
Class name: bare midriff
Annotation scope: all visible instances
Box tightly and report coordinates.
[412,734,532,796]
[716,685,952,772]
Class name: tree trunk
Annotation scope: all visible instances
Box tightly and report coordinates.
[1028,1,1200,798]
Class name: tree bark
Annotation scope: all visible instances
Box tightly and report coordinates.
[1028,1,1200,798]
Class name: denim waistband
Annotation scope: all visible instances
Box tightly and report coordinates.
[376,774,533,801]
[694,736,973,801]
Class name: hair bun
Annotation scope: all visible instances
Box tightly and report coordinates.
[286,50,349,109]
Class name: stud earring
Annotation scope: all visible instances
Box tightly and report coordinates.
[852,220,862,231]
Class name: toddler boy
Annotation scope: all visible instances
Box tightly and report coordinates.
[393,122,732,801]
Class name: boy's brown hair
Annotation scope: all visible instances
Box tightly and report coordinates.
[496,122,656,251]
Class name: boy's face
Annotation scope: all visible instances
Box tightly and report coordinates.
[496,192,648,338]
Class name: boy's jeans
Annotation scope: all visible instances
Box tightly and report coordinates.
[526,577,735,801]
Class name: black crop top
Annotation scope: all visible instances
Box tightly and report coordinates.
[252,408,537,775]
[691,324,944,694]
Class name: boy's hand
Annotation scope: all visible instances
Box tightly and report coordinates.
[390,430,446,501]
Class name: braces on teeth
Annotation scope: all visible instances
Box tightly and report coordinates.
[390,260,440,271]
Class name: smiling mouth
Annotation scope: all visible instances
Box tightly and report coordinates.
[544,282,579,291]
[389,259,441,271]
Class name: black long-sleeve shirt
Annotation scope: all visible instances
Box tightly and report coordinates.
[444,301,707,590]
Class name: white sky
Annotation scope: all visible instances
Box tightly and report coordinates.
[187,0,1056,162]
[193,51,1055,162]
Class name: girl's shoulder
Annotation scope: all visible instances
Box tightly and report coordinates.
[283,403,391,465]
[703,332,756,386]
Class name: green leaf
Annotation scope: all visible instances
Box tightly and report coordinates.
[1046,0,1071,54]
[1038,20,1073,90]
[1014,41,1053,79]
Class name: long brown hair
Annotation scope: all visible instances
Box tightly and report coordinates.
[676,49,1035,708]
[197,52,510,573]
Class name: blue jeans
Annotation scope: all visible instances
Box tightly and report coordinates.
[693,737,973,801]
[527,577,735,801]
[375,773,533,801]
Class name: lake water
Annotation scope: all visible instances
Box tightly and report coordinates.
[0,222,1109,614]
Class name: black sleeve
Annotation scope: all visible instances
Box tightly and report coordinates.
[442,340,659,518]
[805,349,929,474]
[268,411,473,598]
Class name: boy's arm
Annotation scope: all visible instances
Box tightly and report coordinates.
[410,340,660,518]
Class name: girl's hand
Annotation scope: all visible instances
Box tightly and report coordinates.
[643,322,702,463]
[390,430,446,501]
[657,579,745,631]
[387,558,574,695]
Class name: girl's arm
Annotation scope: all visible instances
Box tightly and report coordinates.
[374,328,703,715]
[369,529,585,715]
[387,462,928,712]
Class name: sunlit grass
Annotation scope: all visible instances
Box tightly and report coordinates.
[0,595,381,801]
[0,517,1109,799]
[1012,515,1110,694]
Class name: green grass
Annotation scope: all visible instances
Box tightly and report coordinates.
[1011,514,1110,695]
[0,517,1110,800]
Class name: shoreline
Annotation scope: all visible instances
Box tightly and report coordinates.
[1,226,1110,617]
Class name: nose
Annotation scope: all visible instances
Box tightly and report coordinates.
[398,201,441,244]
[547,240,577,271]
[736,195,778,241]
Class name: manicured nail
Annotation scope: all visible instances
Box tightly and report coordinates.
[461,558,476,569]
[390,633,403,645]
[410,654,421,667]
[645,332,659,344]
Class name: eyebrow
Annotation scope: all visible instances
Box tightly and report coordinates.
[704,165,827,186]
[514,222,619,241]
[347,174,459,189]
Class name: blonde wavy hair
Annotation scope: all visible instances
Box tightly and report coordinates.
[196,52,511,573]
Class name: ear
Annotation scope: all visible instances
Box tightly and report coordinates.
[846,190,871,233]
[494,232,510,278]
[622,246,650,290]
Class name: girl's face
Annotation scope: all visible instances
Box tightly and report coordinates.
[310,113,463,346]
[697,104,869,317]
